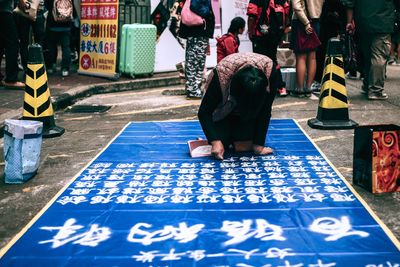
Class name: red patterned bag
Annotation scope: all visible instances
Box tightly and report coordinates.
[353,125,400,194]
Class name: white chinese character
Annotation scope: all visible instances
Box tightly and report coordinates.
[323,186,348,193]
[308,259,336,267]
[181,163,196,168]
[330,193,355,202]
[283,156,300,161]
[97,188,119,195]
[132,250,159,263]
[264,247,295,259]
[39,218,111,248]
[199,180,217,187]
[90,195,114,204]
[221,174,240,180]
[197,195,220,203]
[247,194,271,203]
[148,188,170,195]
[81,174,102,180]
[269,179,287,186]
[57,196,87,205]
[173,187,193,195]
[177,180,194,187]
[269,173,286,179]
[151,180,171,187]
[129,181,148,187]
[116,163,135,168]
[221,219,285,246]
[270,186,293,194]
[70,188,91,195]
[127,222,204,245]
[198,187,216,195]
[220,187,242,194]
[277,260,303,267]
[116,195,142,204]
[74,181,97,188]
[273,194,298,203]
[123,188,144,194]
[103,181,123,188]
[222,194,244,203]
[160,248,185,261]
[228,248,259,260]
[320,178,342,185]
[200,174,215,180]
[299,193,326,202]
[143,195,168,204]
[201,162,216,168]
[170,195,193,204]
[107,174,125,180]
[309,216,369,241]
[133,175,151,181]
[187,250,206,261]
[297,186,320,193]
[294,179,316,186]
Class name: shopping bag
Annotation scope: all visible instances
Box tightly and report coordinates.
[353,124,400,194]
[3,119,43,184]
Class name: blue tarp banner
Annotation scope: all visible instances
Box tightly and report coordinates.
[1,119,399,266]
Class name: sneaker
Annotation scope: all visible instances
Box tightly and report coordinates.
[345,72,358,80]
[310,81,321,95]
[186,92,203,100]
[388,57,396,65]
[291,88,307,98]
[368,91,388,100]
[278,87,288,97]
[61,70,69,77]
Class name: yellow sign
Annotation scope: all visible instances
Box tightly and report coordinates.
[78,0,119,78]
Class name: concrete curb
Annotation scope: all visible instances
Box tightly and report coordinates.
[0,74,183,137]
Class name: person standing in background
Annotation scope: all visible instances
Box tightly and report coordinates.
[16,0,46,71]
[247,0,291,97]
[179,0,215,99]
[312,0,346,94]
[290,0,324,98]
[0,0,25,88]
[216,16,246,63]
[343,0,400,100]
[45,0,73,77]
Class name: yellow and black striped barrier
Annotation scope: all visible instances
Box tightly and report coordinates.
[308,38,358,130]
[22,44,65,138]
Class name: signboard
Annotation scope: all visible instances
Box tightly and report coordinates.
[78,0,119,78]
[1,119,399,266]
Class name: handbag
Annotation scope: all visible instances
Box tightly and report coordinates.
[181,0,205,27]
[343,33,358,73]
[353,124,400,194]
[13,0,40,21]
[294,0,321,53]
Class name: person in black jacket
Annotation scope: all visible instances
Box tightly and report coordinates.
[198,52,278,160]
[45,0,73,77]
[0,0,25,88]
[179,0,215,99]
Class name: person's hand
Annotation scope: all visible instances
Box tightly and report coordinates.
[346,22,355,35]
[211,140,224,160]
[18,0,28,10]
[305,23,313,34]
[284,26,291,34]
[253,145,274,155]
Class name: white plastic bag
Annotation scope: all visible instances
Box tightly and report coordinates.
[3,119,43,184]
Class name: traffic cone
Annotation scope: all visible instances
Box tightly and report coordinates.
[22,44,65,138]
[308,38,358,130]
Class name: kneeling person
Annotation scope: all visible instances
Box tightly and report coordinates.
[198,52,278,160]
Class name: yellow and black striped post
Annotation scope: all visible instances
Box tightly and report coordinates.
[308,38,358,130]
[22,44,65,138]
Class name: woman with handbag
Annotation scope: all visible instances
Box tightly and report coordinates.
[290,0,324,97]
[179,0,215,99]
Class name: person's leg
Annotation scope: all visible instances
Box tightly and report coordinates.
[185,36,208,97]
[0,12,22,84]
[60,30,71,75]
[368,33,391,99]
[17,16,32,70]
[47,30,58,73]
[32,10,46,48]
[294,53,307,95]
[306,51,317,90]
[359,33,373,94]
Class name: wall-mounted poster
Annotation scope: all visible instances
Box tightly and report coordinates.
[78,0,119,78]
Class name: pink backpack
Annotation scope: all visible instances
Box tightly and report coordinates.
[181,0,204,27]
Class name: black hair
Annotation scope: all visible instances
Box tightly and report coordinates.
[228,17,246,34]
[230,66,269,121]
